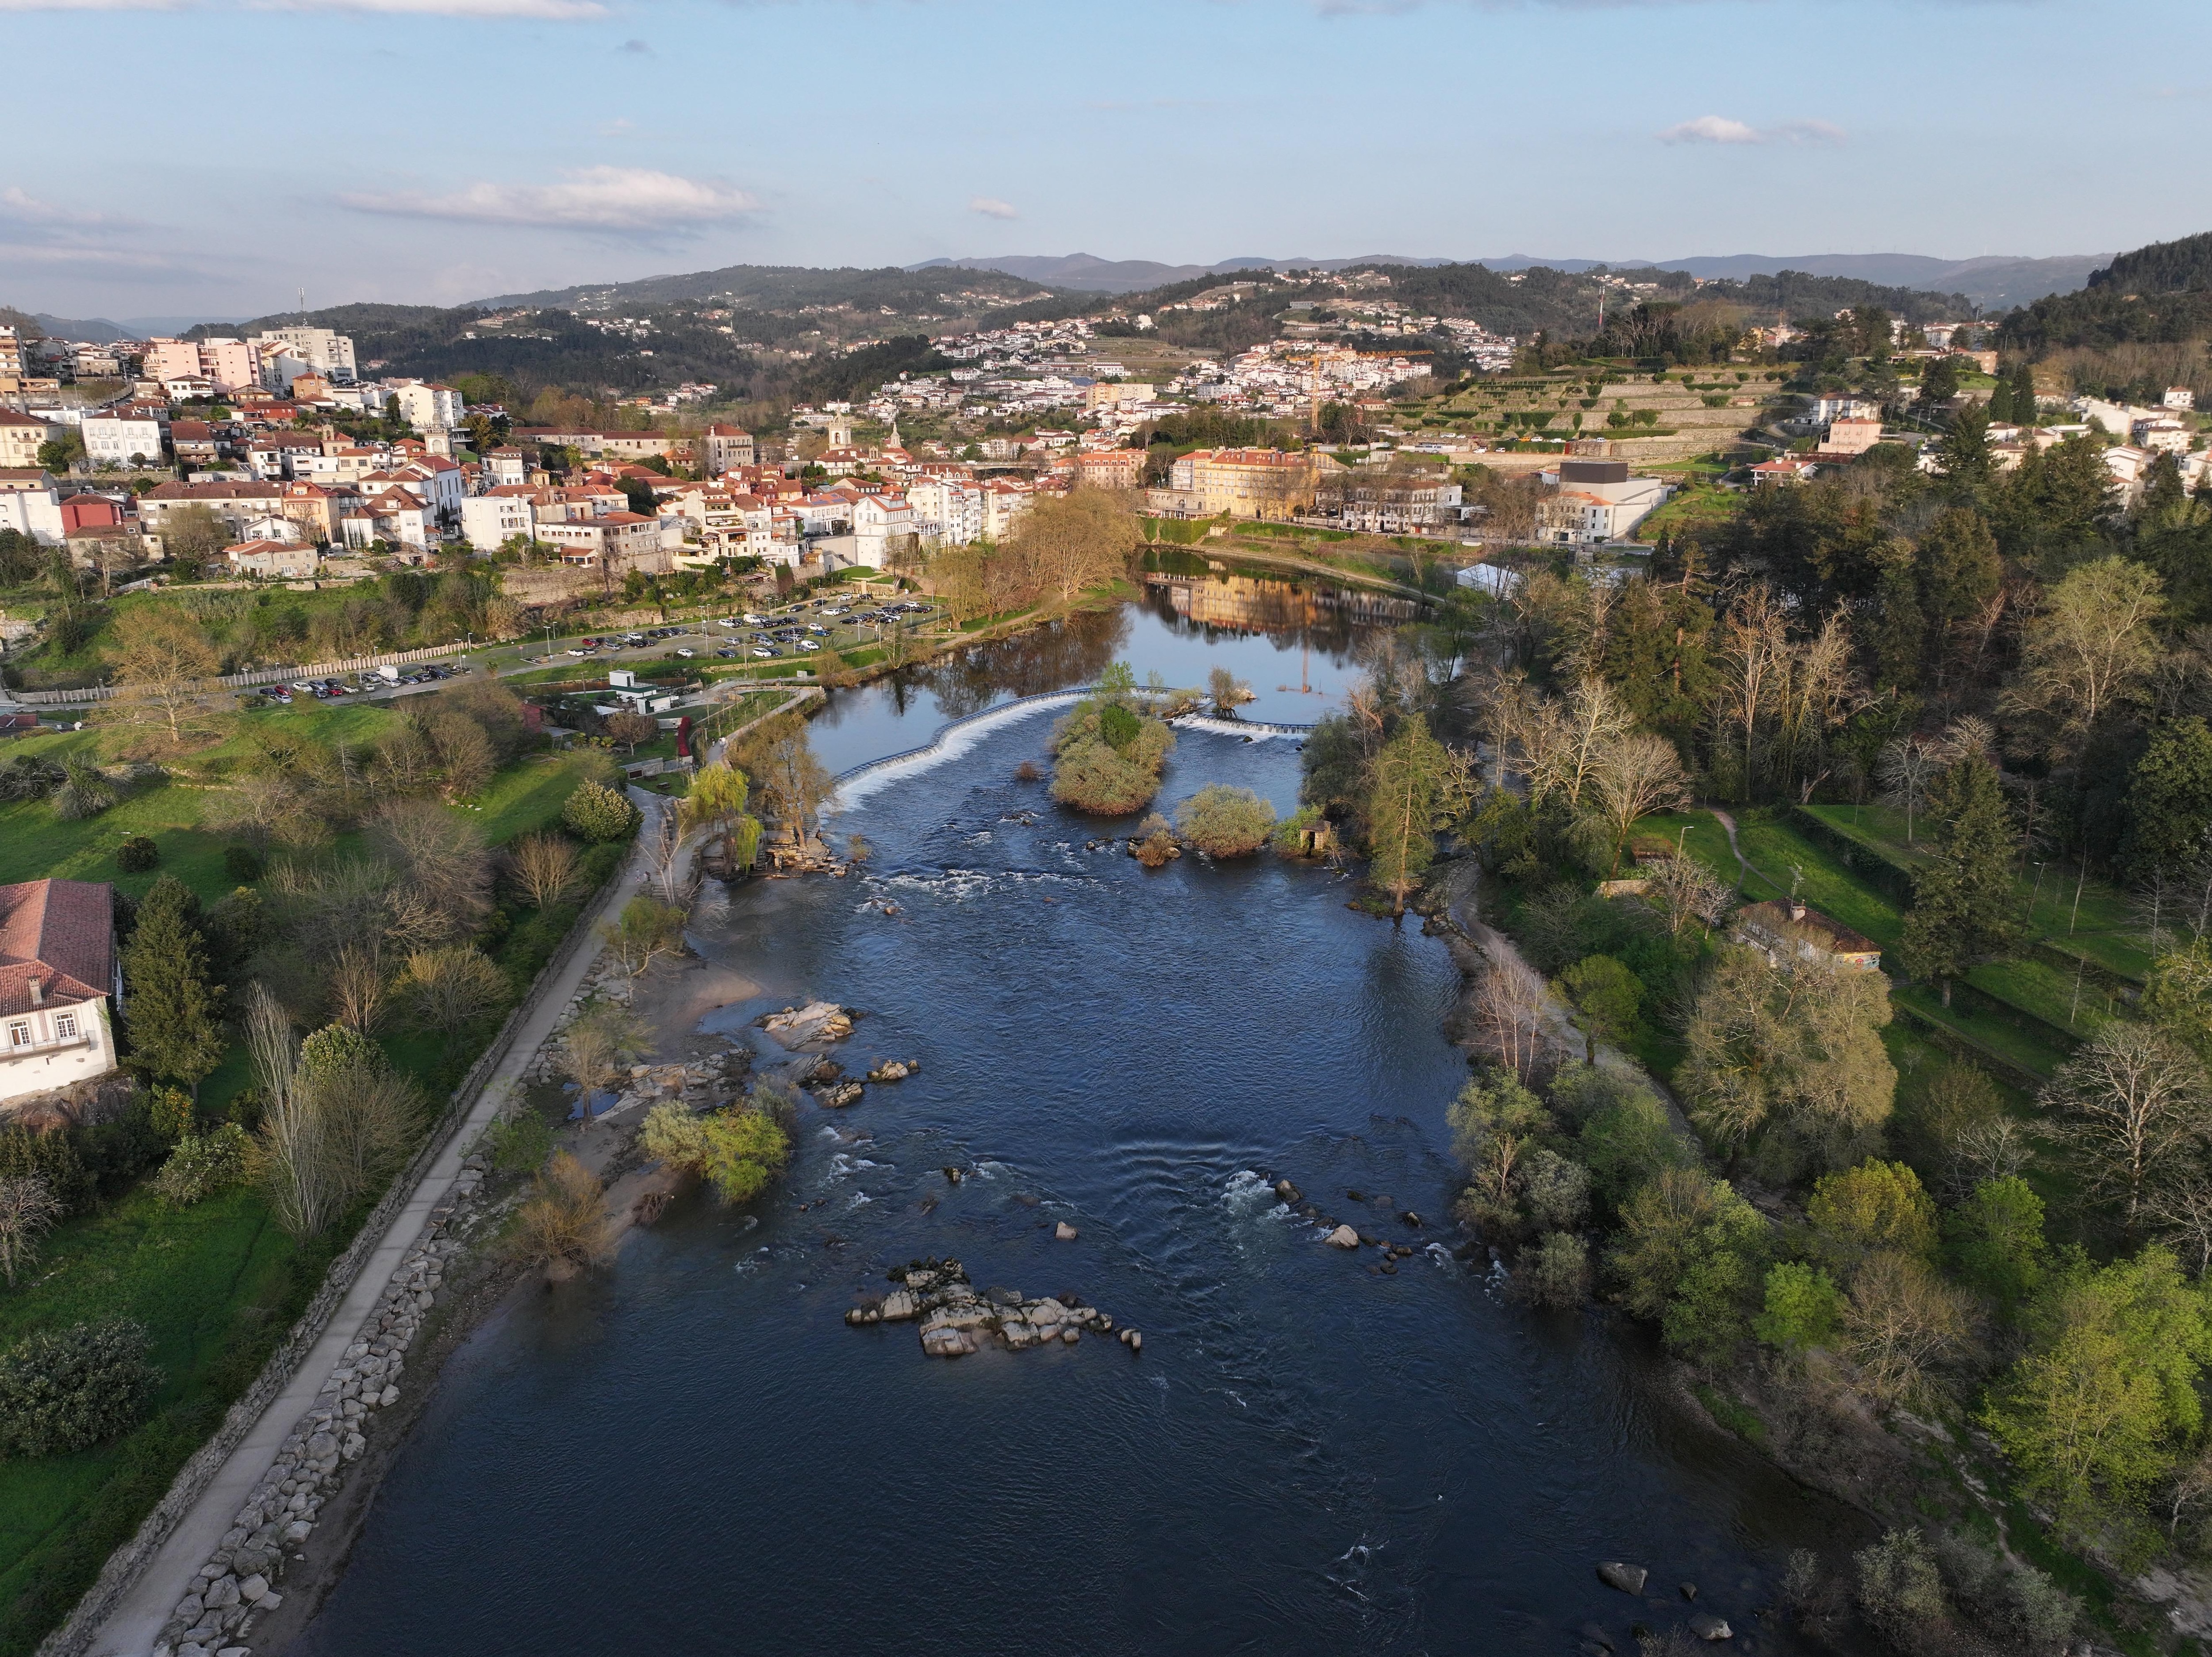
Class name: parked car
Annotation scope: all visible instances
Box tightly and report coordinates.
[751,646,776,659]
[676,648,695,658]
[798,639,821,652]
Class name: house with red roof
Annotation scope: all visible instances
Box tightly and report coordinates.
[0,879,121,1108]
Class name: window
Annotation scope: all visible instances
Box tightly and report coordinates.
[54,1013,77,1040]
[5,1022,26,1049]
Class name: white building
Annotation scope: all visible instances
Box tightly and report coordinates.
[0,880,121,1110]
[851,492,915,568]
[81,414,165,470]
[392,381,464,432]
[254,326,357,384]
[224,539,321,579]
[460,488,544,551]
[907,476,983,545]
[1534,460,1671,545]
[0,469,64,544]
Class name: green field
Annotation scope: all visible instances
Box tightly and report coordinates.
[1636,805,2136,1082]
[0,1184,332,1654]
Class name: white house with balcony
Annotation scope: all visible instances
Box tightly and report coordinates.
[0,880,121,1110]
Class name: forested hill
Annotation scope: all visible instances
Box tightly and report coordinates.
[472,262,1055,314]
[1998,227,2212,355]
[2086,230,2212,293]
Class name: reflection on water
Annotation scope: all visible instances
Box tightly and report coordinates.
[801,583,1385,777]
[295,708,1868,1657]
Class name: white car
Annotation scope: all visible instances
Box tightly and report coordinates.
[798,639,821,652]
[751,646,776,658]
[676,647,695,658]
[741,613,765,624]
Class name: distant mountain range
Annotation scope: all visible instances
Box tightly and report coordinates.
[1,311,249,343]
[912,251,2106,309]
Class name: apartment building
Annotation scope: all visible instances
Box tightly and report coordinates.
[0,411,60,470]
[80,413,166,469]
[253,326,357,384]
[536,511,669,574]
[1167,449,1321,519]
[699,424,756,475]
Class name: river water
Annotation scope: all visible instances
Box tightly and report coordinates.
[293,589,1861,1657]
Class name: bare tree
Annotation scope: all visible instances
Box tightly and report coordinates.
[0,1175,64,1286]
[508,831,580,911]
[369,798,492,942]
[1644,850,1731,938]
[329,942,389,1034]
[1467,951,1559,1082]
[645,807,687,904]
[1840,1251,1969,1407]
[97,605,224,750]
[1582,733,1692,876]
[1876,735,1942,844]
[2044,1024,2212,1230]
[2147,1171,2212,1278]
[397,945,508,1034]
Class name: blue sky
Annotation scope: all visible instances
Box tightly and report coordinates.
[4,0,2208,322]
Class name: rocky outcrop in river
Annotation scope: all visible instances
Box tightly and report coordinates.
[843,1259,1142,1358]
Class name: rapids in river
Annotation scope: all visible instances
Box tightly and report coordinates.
[292,591,1862,1655]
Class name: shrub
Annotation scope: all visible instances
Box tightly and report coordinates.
[1130,813,1179,868]
[484,1111,554,1176]
[639,1101,710,1169]
[1512,1231,1590,1308]
[699,1107,789,1203]
[1175,784,1276,857]
[0,1127,90,1215]
[223,844,266,882]
[152,1124,251,1206]
[115,835,159,873]
[0,1321,161,1458]
[509,1150,613,1273]
[562,778,641,844]
[147,1085,196,1143]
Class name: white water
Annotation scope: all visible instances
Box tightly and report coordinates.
[831,690,1089,806]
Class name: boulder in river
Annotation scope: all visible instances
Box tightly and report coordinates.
[1055,1221,1079,1241]
[1596,1562,1648,1595]
[1687,1611,1732,1640]
[1325,1225,1360,1249]
[760,1001,854,1048]
[815,1080,864,1109]
[1275,1179,1302,1204]
[867,1059,918,1083]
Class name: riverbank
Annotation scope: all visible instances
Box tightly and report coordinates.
[235,940,772,1653]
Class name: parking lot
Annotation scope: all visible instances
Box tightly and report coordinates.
[528,596,941,668]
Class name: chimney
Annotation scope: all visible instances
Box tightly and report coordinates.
[1787,899,1806,923]
[28,976,43,1005]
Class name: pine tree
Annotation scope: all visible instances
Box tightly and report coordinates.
[1897,755,2022,1005]
[121,875,227,1089]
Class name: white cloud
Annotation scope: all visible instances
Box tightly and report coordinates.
[340,167,763,233]
[969,196,1019,220]
[1659,114,1843,145]
[0,186,131,227]
[1659,115,1762,144]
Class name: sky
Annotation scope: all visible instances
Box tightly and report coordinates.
[4,0,2210,323]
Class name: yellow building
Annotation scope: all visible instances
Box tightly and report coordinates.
[1166,448,1332,520]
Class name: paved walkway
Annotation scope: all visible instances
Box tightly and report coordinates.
[88,796,668,1657]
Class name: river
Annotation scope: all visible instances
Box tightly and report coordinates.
[291,588,1861,1656]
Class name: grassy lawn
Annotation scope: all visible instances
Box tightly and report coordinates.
[466,749,605,847]
[1803,803,2149,982]
[0,1184,330,1655]
[1732,814,1905,946]
[1637,806,2115,1072]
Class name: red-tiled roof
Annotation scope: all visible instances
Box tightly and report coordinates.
[0,879,112,1017]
